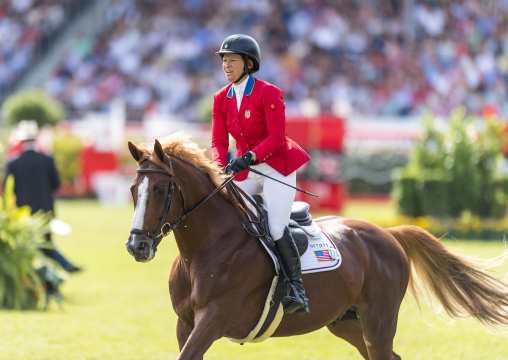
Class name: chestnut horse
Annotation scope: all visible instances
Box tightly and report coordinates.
[126,138,508,360]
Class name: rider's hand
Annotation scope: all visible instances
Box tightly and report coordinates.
[225,151,255,174]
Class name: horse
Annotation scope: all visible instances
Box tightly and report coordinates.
[125,137,508,360]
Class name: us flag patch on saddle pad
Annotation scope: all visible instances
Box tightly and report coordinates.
[300,222,342,274]
[314,249,336,262]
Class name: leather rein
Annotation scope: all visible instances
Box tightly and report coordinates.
[132,167,235,248]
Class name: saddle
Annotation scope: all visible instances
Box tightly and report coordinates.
[252,195,311,255]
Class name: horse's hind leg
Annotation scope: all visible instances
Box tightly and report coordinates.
[358,303,402,360]
[328,315,401,360]
[327,319,369,359]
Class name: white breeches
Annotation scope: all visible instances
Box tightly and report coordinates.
[234,163,296,240]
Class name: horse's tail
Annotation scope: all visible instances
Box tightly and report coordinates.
[387,225,508,326]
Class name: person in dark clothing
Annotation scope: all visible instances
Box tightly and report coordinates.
[3,121,81,273]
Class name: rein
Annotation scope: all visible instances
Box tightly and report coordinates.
[135,167,235,246]
[247,167,319,198]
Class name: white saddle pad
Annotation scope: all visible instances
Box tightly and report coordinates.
[299,222,342,274]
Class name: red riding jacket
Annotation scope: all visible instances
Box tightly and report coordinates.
[211,76,310,181]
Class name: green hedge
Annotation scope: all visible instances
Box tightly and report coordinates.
[392,169,422,218]
[392,110,508,220]
[421,172,451,218]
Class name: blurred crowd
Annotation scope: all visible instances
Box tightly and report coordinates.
[10,0,508,121]
[0,0,84,100]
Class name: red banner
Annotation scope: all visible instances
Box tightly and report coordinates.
[296,180,345,212]
[286,115,346,152]
[80,145,119,193]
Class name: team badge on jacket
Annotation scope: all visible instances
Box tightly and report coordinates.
[245,109,251,119]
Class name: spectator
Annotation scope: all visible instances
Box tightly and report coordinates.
[40,1,508,120]
[3,120,81,273]
[0,0,80,100]
[3,1,508,120]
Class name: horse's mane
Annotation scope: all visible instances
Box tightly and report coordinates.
[156,134,226,188]
[137,134,239,202]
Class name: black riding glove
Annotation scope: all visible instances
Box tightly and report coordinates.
[226,151,255,174]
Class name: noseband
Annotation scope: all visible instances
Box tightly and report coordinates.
[130,166,235,249]
[130,168,176,248]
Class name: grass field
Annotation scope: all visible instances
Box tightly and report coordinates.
[1,199,508,360]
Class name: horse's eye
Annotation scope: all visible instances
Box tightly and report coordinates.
[154,185,165,196]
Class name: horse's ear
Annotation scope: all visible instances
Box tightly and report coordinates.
[154,139,174,174]
[128,141,143,162]
[154,139,166,163]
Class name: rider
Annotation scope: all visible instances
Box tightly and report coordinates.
[211,34,311,314]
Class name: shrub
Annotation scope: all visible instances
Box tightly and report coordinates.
[420,172,451,218]
[393,110,508,219]
[392,168,422,218]
[2,90,65,127]
[413,113,447,171]
[473,119,507,218]
[445,110,479,216]
[53,133,83,185]
[0,128,8,178]
[0,177,48,309]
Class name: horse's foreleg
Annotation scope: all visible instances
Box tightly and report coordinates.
[176,318,193,351]
[176,309,223,360]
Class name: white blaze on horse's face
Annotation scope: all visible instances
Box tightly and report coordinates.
[132,176,149,230]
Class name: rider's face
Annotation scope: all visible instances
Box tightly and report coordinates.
[222,53,245,83]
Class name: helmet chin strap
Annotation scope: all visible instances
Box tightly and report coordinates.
[233,57,250,84]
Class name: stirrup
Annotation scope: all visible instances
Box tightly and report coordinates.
[282,295,309,314]
[282,284,309,314]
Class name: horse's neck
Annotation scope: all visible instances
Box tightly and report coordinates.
[174,196,240,262]
[171,168,240,260]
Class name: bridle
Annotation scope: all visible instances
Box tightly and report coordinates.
[130,165,235,249]
[130,168,176,248]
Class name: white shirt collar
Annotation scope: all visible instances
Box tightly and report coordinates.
[233,75,249,96]
[232,75,249,110]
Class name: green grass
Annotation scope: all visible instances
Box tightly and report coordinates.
[1,200,507,360]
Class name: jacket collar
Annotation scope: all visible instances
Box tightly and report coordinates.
[226,75,255,99]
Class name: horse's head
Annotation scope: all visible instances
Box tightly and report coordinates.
[126,140,176,262]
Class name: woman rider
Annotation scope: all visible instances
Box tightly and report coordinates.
[211,34,311,314]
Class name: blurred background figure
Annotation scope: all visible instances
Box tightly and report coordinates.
[3,120,81,273]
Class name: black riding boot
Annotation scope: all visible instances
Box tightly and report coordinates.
[275,227,309,314]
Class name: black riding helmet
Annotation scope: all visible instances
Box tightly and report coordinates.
[216,34,261,73]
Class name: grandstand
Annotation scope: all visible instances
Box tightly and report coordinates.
[2,0,508,122]
[0,0,89,101]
